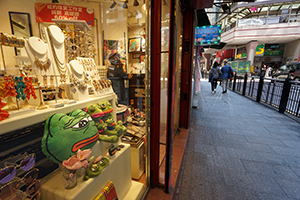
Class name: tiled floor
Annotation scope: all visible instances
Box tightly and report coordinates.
[145,128,189,199]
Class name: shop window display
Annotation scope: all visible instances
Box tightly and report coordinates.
[0,0,149,199]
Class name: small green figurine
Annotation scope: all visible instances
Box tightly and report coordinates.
[85,101,127,143]
[83,156,110,181]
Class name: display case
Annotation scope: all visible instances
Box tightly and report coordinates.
[0,1,150,200]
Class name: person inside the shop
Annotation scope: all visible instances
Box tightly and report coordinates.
[107,52,132,102]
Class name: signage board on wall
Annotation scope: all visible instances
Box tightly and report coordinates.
[245,61,250,73]
[195,25,221,45]
[236,53,247,59]
[231,61,238,72]
[264,50,283,56]
[34,3,94,26]
[238,61,245,74]
[255,44,264,56]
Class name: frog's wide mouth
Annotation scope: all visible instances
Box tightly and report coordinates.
[72,133,99,152]
[91,112,104,118]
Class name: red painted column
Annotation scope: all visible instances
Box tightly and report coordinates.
[179,7,195,129]
[150,0,161,188]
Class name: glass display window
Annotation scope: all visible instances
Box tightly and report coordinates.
[0,0,150,199]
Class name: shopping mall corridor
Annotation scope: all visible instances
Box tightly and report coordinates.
[174,79,300,200]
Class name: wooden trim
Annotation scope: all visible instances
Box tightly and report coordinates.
[150,0,161,188]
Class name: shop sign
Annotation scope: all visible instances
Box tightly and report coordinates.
[235,53,247,59]
[255,44,264,56]
[195,25,221,45]
[264,50,283,56]
[34,3,94,26]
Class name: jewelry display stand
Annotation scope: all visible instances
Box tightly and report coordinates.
[67,60,89,101]
[77,57,113,96]
[24,37,58,108]
[52,19,96,63]
[45,25,68,108]
[24,37,54,85]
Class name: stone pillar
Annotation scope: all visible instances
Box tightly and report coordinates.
[203,54,211,71]
[246,41,258,66]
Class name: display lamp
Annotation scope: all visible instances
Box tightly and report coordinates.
[142,0,146,12]
[123,0,128,9]
[110,0,117,9]
[133,0,139,6]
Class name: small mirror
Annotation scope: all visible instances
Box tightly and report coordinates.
[9,12,33,55]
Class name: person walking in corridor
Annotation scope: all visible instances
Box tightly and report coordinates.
[210,62,221,93]
[220,60,233,93]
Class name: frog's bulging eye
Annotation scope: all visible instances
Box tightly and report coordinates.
[72,117,89,129]
[89,106,96,112]
[101,103,106,108]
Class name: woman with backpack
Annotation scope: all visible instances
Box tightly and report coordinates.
[209,62,221,93]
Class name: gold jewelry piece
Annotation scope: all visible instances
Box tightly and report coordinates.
[43,75,48,89]
[28,39,51,71]
[70,74,87,91]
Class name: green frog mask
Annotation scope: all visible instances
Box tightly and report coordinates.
[41,109,99,164]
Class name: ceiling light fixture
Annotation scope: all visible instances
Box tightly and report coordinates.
[123,0,128,9]
[133,0,139,6]
[110,0,117,9]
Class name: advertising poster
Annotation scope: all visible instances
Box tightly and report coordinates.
[245,61,250,73]
[232,61,238,72]
[35,3,94,26]
[195,25,221,45]
[238,61,246,74]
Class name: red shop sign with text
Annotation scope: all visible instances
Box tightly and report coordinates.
[35,3,94,26]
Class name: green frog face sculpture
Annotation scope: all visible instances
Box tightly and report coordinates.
[85,104,106,133]
[41,109,99,164]
[97,101,114,122]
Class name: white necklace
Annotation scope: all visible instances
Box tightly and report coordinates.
[48,26,67,74]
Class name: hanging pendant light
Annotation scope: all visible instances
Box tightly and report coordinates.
[123,0,128,9]
[133,0,139,6]
[110,0,117,9]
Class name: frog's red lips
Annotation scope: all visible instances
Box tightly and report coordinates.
[92,112,104,118]
[72,133,99,152]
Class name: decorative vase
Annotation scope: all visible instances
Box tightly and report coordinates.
[62,167,77,189]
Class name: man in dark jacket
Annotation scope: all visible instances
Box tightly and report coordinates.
[220,60,233,93]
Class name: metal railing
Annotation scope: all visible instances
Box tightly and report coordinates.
[228,74,300,118]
